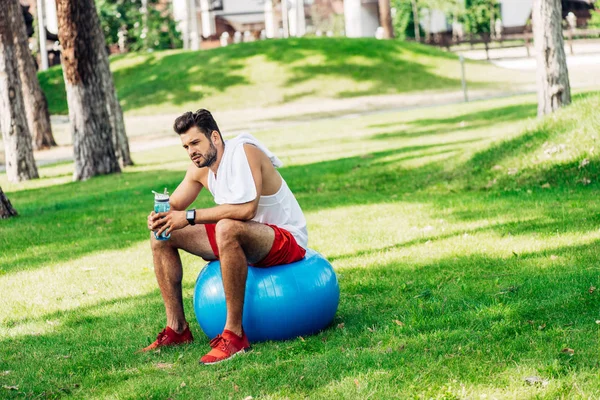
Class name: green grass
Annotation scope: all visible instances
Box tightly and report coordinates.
[1,92,600,398]
[38,38,532,116]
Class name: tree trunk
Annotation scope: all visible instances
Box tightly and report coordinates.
[378,0,394,39]
[0,186,18,219]
[13,0,56,151]
[0,0,39,183]
[532,0,571,116]
[412,0,421,42]
[56,0,121,181]
[102,60,133,166]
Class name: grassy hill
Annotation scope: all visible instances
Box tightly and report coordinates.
[38,37,532,116]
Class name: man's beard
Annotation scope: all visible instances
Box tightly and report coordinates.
[193,142,217,168]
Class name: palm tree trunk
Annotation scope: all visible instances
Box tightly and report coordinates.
[56,0,121,181]
[0,186,18,219]
[0,0,39,183]
[13,0,56,150]
[532,0,571,116]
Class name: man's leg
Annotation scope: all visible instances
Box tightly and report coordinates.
[214,219,275,337]
[199,219,274,364]
[146,224,216,350]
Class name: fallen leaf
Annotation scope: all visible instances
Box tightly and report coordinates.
[398,344,405,351]
[507,168,518,175]
[386,347,393,353]
[491,165,503,171]
[393,320,404,327]
[180,382,186,388]
[354,379,359,387]
[298,336,305,342]
[538,323,546,330]
[581,178,592,185]
[541,183,551,189]
[155,363,174,369]
[233,383,239,392]
[589,286,597,294]
[561,348,575,355]
[243,397,253,400]
[367,326,375,333]
[524,376,549,387]
[579,158,590,169]
[299,376,304,380]
[2,386,18,391]
[337,323,345,329]
[550,255,558,260]
[595,320,600,324]
[0,371,10,376]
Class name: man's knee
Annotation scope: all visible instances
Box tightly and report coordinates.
[150,230,179,251]
[215,219,244,246]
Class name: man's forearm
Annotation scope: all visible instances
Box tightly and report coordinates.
[194,203,256,224]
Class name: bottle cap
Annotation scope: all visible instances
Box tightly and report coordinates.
[152,188,169,201]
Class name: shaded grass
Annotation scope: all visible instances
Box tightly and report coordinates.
[38,38,532,116]
[1,92,600,398]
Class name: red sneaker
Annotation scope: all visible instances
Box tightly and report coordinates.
[141,325,194,352]
[200,330,251,365]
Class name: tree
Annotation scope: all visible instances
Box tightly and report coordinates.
[0,0,39,183]
[15,0,57,150]
[532,0,571,116]
[379,0,395,38]
[56,0,124,181]
[0,186,18,219]
[97,0,182,52]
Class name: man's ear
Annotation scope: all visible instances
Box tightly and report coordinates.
[211,130,219,144]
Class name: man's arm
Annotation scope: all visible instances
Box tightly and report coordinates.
[169,164,204,211]
[152,144,265,235]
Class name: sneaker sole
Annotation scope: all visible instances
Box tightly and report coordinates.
[200,347,252,365]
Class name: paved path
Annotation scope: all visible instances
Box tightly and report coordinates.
[0,87,534,172]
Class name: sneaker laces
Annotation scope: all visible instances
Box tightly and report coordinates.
[208,335,231,351]
[155,328,168,344]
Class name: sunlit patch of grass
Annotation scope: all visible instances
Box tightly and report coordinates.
[39,37,533,116]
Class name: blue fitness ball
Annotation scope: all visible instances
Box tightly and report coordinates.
[193,249,339,342]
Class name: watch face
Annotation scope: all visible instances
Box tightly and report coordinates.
[187,210,194,219]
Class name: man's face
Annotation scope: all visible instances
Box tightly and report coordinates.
[180,127,218,168]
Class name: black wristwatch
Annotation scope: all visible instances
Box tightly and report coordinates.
[186,209,196,226]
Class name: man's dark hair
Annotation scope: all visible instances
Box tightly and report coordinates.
[173,109,222,139]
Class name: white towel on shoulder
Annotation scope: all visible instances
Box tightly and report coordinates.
[208,133,283,205]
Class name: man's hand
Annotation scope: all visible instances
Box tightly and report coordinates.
[148,210,188,237]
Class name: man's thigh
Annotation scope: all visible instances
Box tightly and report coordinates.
[212,220,275,265]
[237,221,276,264]
[165,224,217,261]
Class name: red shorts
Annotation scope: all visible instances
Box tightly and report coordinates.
[204,223,306,267]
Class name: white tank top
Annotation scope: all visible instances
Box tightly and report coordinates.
[207,134,308,249]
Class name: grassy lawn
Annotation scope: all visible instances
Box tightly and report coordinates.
[38,38,533,116]
[1,92,600,398]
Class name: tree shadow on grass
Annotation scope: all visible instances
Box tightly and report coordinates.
[40,38,484,115]
[368,101,538,141]
[1,240,599,398]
